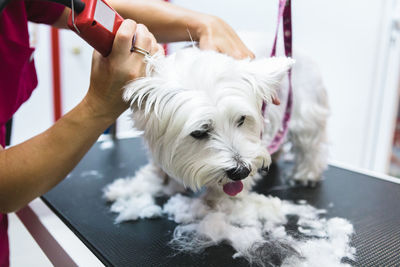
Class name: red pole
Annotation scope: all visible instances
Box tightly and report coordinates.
[51,28,62,122]
[163,43,168,55]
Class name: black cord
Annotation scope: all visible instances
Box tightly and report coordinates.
[5,118,12,146]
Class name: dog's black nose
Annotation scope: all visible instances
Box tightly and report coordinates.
[226,166,251,181]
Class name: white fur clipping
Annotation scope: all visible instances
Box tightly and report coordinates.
[104,166,356,266]
[164,194,355,267]
[104,164,184,223]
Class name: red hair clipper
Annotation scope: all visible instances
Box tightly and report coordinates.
[67,0,124,57]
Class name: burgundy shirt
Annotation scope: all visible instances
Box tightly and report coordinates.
[0,1,64,265]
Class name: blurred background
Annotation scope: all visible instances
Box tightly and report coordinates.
[8,0,400,265]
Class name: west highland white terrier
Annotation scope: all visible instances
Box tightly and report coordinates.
[101,38,349,267]
[119,46,329,198]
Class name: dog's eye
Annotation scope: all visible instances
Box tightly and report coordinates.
[237,116,246,127]
[190,130,209,140]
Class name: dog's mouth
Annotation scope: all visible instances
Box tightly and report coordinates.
[222,181,243,196]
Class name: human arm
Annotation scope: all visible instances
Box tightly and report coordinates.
[0,20,160,213]
[52,0,254,59]
[0,95,115,213]
[108,0,254,59]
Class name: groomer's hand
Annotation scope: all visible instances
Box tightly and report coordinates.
[197,15,254,60]
[84,19,163,123]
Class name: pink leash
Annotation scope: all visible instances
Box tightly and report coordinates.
[264,0,293,154]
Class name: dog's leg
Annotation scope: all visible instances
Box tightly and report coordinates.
[288,98,329,185]
[155,165,187,195]
[155,166,170,185]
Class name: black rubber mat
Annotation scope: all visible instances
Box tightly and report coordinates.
[42,138,400,266]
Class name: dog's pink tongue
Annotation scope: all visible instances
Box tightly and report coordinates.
[223,181,243,196]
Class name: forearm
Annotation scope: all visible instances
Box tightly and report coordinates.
[0,97,114,213]
[108,0,211,43]
[53,0,253,59]
[52,0,209,40]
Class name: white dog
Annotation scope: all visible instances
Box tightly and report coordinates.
[103,46,341,266]
[120,46,329,198]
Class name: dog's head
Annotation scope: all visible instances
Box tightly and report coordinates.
[124,48,293,196]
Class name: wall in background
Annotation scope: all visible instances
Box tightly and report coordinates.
[11,0,400,173]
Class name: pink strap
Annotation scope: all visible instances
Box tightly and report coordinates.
[264,0,293,154]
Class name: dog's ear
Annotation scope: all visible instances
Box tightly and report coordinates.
[123,77,184,118]
[123,77,163,116]
[240,57,295,104]
[122,52,176,116]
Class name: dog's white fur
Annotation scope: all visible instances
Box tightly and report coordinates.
[122,46,329,196]
[104,43,338,265]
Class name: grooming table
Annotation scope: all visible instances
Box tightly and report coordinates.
[39,137,400,266]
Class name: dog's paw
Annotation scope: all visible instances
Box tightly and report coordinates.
[289,178,320,188]
[289,167,323,187]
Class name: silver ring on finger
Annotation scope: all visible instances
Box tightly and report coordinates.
[131,46,151,57]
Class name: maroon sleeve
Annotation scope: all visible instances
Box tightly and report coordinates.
[25,0,65,25]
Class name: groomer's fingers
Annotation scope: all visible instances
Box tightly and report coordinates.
[146,31,164,56]
[272,96,281,105]
[148,32,158,55]
[125,24,155,77]
[197,16,255,59]
[131,24,153,58]
[199,37,220,53]
[155,44,165,56]
[110,19,137,60]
